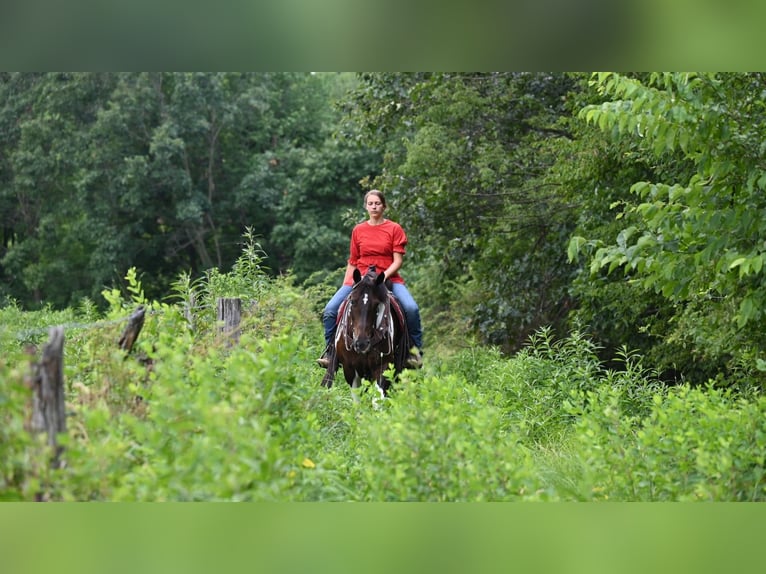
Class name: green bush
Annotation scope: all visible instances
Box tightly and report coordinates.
[339,372,551,501]
[0,359,51,500]
[571,384,766,501]
[449,329,608,445]
[2,259,764,501]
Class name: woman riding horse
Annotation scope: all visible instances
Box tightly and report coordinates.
[317,189,423,370]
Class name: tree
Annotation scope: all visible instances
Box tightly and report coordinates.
[0,73,117,306]
[571,72,766,382]
[0,73,378,308]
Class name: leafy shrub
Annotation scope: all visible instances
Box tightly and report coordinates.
[570,384,766,501]
[2,256,764,501]
[448,329,606,444]
[339,372,551,501]
[0,359,53,500]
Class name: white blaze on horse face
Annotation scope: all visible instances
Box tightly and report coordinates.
[362,293,368,306]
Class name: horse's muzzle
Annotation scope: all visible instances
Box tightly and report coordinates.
[352,338,371,354]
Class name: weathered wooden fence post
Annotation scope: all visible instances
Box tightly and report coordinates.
[118,305,146,353]
[27,326,67,468]
[217,297,242,347]
[184,291,197,333]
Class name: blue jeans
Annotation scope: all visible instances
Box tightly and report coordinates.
[322,283,423,350]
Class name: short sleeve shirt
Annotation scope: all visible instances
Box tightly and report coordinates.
[344,219,408,285]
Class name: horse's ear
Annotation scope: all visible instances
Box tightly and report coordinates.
[375,271,386,286]
[353,268,362,284]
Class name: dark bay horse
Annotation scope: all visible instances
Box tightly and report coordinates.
[320,267,413,399]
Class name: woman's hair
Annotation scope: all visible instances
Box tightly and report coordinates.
[364,189,387,207]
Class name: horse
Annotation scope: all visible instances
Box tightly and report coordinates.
[320,266,414,400]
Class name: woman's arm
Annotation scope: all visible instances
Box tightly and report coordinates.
[383,252,403,280]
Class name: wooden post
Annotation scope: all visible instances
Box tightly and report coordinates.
[184,291,197,333]
[119,305,146,353]
[217,297,242,347]
[27,326,67,467]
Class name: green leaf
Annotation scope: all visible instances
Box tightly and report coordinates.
[631,181,651,197]
[753,255,764,275]
[678,129,690,152]
[737,296,756,327]
[729,257,746,270]
[567,236,587,263]
[598,110,609,131]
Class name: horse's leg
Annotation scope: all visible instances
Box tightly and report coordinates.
[321,364,335,388]
[377,362,394,395]
[350,372,363,403]
[341,362,363,402]
[364,364,388,409]
[369,369,387,409]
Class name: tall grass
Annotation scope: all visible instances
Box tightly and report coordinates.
[1,247,764,501]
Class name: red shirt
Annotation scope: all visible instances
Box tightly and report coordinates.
[343,219,408,286]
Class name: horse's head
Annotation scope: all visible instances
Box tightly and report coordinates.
[347,267,389,354]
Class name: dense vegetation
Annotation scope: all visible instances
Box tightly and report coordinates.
[0,72,376,305]
[2,253,763,501]
[2,72,766,500]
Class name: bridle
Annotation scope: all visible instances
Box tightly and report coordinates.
[336,280,395,356]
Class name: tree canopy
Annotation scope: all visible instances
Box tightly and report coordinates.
[0,72,377,306]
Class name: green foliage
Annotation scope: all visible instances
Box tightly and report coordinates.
[447,328,663,449]
[573,72,766,383]
[0,72,375,309]
[61,331,309,501]
[341,372,548,501]
[1,279,764,501]
[200,227,270,302]
[0,359,48,500]
[0,301,83,353]
[570,384,766,501]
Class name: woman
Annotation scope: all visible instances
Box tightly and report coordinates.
[317,189,423,369]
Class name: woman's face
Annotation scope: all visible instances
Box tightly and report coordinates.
[365,194,386,218]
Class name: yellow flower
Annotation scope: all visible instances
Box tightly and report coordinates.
[302,458,316,469]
